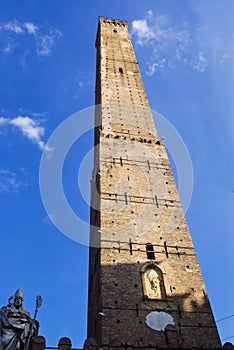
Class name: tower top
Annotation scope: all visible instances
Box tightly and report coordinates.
[96,17,128,48]
[98,16,128,27]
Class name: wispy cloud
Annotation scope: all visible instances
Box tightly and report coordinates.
[0,168,28,193]
[0,115,50,150]
[24,22,38,35]
[10,116,45,149]
[0,117,9,125]
[0,19,62,59]
[190,51,208,72]
[35,28,62,56]
[74,70,93,91]
[0,20,24,34]
[131,10,232,74]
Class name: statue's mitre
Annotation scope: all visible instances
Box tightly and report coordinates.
[14,288,25,299]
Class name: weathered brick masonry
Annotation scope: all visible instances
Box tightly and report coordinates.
[88,17,222,349]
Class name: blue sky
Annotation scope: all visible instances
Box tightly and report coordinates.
[0,0,233,347]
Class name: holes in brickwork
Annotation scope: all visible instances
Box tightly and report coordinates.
[113,29,117,33]
[119,67,123,73]
[114,283,118,286]
[134,284,138,288]
[117,320,120,323]
[186,265,193,273]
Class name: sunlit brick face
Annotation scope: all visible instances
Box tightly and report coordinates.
[87,17,221,349]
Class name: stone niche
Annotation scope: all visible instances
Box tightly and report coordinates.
[141,262,166,300]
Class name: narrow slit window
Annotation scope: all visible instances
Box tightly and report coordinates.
[146,243,155,260]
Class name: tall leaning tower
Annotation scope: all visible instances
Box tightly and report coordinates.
[87,17,221,349]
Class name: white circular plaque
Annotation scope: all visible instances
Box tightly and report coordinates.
[145,311,175,331]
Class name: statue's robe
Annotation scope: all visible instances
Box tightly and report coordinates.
[0,305,32,350]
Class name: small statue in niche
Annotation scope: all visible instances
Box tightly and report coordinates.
[146,268,161,299]
[0,289,42,350]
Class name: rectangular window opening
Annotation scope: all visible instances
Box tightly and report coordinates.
[146,243,155,260]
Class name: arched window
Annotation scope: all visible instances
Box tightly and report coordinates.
[141,263,166,300]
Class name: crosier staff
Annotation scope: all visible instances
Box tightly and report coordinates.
[24,295,42,350]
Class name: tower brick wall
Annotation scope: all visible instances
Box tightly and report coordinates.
[88,17,222,349]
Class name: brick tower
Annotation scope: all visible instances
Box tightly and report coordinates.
[87,17,221,349]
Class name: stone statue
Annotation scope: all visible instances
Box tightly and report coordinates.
[0,289,39,350]
[146,269,161,299]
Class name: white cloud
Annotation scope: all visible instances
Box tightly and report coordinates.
[131,10,232,73]
[190,51,208,72]
[2,42,14,54]
[0,20,62,59]
[10,116,45,148]
[24,22,38,35]
[0,168,28,193]
[131,19,154,46]
[1,21,24,34]
[36,29,62,56]
[0,115,49,150]
[147,60,166,76]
